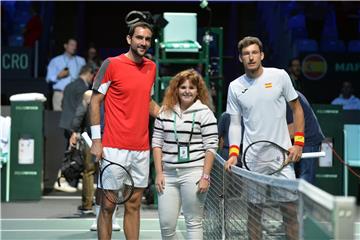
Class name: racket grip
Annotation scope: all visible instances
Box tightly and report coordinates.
[81,132,92,147]
[301,151,325,158]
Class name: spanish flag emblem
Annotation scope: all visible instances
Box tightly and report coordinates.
[265,82,272,88]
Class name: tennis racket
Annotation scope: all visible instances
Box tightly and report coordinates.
[81,132,135,204]
[242,140,325,175]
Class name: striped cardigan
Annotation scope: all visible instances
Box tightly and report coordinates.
[152,100,218,168]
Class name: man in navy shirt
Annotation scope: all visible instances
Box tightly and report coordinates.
[287,91,325,184]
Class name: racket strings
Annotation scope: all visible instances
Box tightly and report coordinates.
[244,143,285,174]
[100,161,134,204]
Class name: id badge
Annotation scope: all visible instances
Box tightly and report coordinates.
[178,145,190,162]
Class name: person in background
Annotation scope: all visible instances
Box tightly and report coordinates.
[86,43,103,71]
[287,57,303,91]
[217,112,242,167]
[152,69,218,239]
[218,112,230,160]
[331,80,360,110]
[89,21,160,239]
[46,37,86,111]
[55,64,95,193]
[287,91,325,184]
[69,91,121,231]
[68,91,96,215]
[23,3,42,48]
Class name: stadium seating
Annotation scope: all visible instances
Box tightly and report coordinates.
[320,39,346,53]
[291,27,308,40]
[348,40,360,53]
[287,14,306,30]
[294,38,318,53]
[321,10,338,40]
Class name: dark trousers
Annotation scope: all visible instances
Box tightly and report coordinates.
[294,144,321,185]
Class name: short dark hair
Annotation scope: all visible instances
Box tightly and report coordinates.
[288,57,300,67]
[65,37,77,44]
[237,36,263,53]
[128,21,153,37]
[79,64,95,75]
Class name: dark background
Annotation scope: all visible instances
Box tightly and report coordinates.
[1,1,360,110]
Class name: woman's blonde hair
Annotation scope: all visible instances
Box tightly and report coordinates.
[161,69,213,112]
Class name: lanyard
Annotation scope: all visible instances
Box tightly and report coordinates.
[63,55,78,70]
[173,112,195,146]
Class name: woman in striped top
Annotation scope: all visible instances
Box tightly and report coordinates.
[152,69,218,239]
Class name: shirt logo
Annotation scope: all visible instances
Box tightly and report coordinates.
[264,82,272,88]
[241,88,248,93]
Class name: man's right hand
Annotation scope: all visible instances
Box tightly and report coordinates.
[57,69,69,79]
[224,155,238,172]
[90,139,103,162]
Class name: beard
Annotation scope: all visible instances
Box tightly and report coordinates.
[130,45,146,58]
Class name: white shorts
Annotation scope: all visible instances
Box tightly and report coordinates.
[99,147,150,188]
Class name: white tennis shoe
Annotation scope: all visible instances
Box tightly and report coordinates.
[89,222,121,231]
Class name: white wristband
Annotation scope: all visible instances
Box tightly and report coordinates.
[90,125,101,139]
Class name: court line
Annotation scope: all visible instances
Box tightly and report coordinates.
[42,196,82,200]
[1,218,162,221]
[0,229,178,232]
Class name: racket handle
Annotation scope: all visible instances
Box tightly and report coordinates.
[81,132,92,147]
[301,151,325,158]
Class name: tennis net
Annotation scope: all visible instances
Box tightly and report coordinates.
[204,154,356,240]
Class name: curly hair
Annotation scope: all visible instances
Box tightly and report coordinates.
[161,69,213,113]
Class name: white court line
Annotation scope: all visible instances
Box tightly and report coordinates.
[42,196,81,200]
[1,218,161,221]
[0,229,178,232]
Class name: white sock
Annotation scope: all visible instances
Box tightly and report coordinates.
[112,207,117,225]
[93,204,100,224]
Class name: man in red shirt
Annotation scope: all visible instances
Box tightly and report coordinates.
[90,21,159,239]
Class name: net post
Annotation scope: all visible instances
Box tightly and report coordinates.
[333,196,356,239]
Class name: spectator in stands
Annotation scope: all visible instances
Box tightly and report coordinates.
[55,64,95,192]
[85,43,102,71]
[23,3,42,48]
[288,57,304,91]
[152,69,218,239]
[225,36,304,240]
[46,37,86,111]
[331,80,360,110]
[287,91,325,184]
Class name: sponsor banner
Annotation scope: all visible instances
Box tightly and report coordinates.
[299,53,359,104]
[1,47,33,78]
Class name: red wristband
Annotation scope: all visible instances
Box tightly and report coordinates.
[294,132,304,147]
[229,145,240,158]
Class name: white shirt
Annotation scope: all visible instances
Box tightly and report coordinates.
[227,67,298,179]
